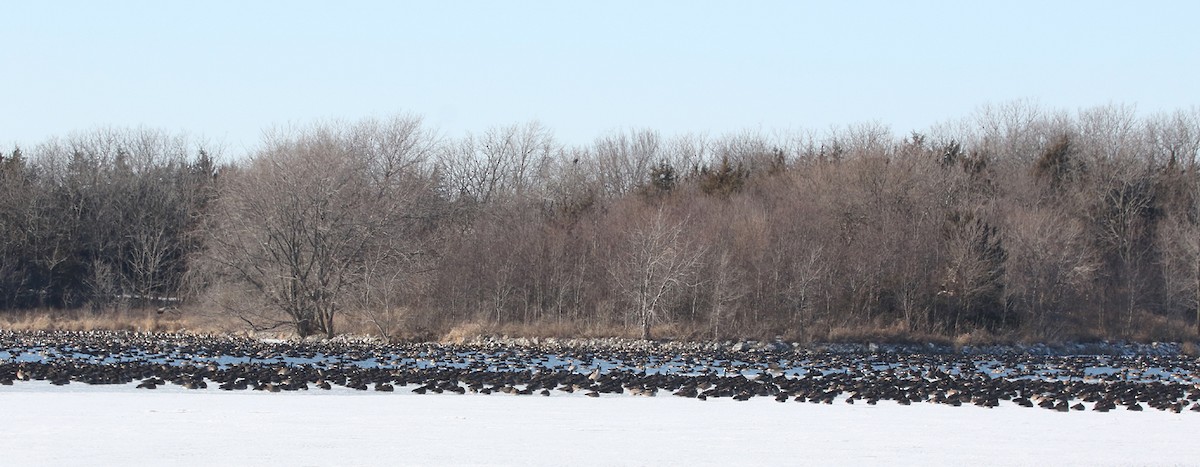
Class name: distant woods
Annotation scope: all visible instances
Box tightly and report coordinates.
[3,103,1200,342]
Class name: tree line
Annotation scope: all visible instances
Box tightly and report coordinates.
[3,103,1200,342]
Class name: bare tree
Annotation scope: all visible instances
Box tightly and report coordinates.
[591,129,661,197]
[1080,156,1157,331]
[0,148,33,308]
[115,132,198,308]
[439,121,555,206]
[352,236,432,342]
[939,212,1008,333]
[707,249,746,339]
[1150,109,1200,333]
[610,206,705,340]
[1004,207,1097,338]
[202,116,438,338]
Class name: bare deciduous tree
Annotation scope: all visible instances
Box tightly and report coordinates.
[610,206,705,340]
[202,116,438,338]
[1004,207,1096,339]
[592,129,661,197]
[707,249,746,339]
[439,121,556,207]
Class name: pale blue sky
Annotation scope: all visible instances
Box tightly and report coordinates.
[4,1,1198,154]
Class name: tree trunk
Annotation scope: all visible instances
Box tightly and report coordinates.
[296,317,315,338]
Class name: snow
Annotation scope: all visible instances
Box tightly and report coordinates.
[2,382,1197,466]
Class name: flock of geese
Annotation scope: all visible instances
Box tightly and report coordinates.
[2,330,1199,413]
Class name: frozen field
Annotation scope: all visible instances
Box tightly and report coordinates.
[2,382,1198,466]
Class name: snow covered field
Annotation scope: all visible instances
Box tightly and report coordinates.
[2,382,1197,466]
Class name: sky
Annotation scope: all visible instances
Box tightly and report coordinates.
[3,1,1198,156]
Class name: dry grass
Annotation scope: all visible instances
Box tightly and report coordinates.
[824,323,952,346]
[0,305,278,335]
[433,320,721,343]
[0,308,198,333]
[1182,341,1200,357]
[438,320,631,343]
[952,331,1002,349]
[440,322,488,344]
[1127,312,1196,343]
[5,307,1199,346]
